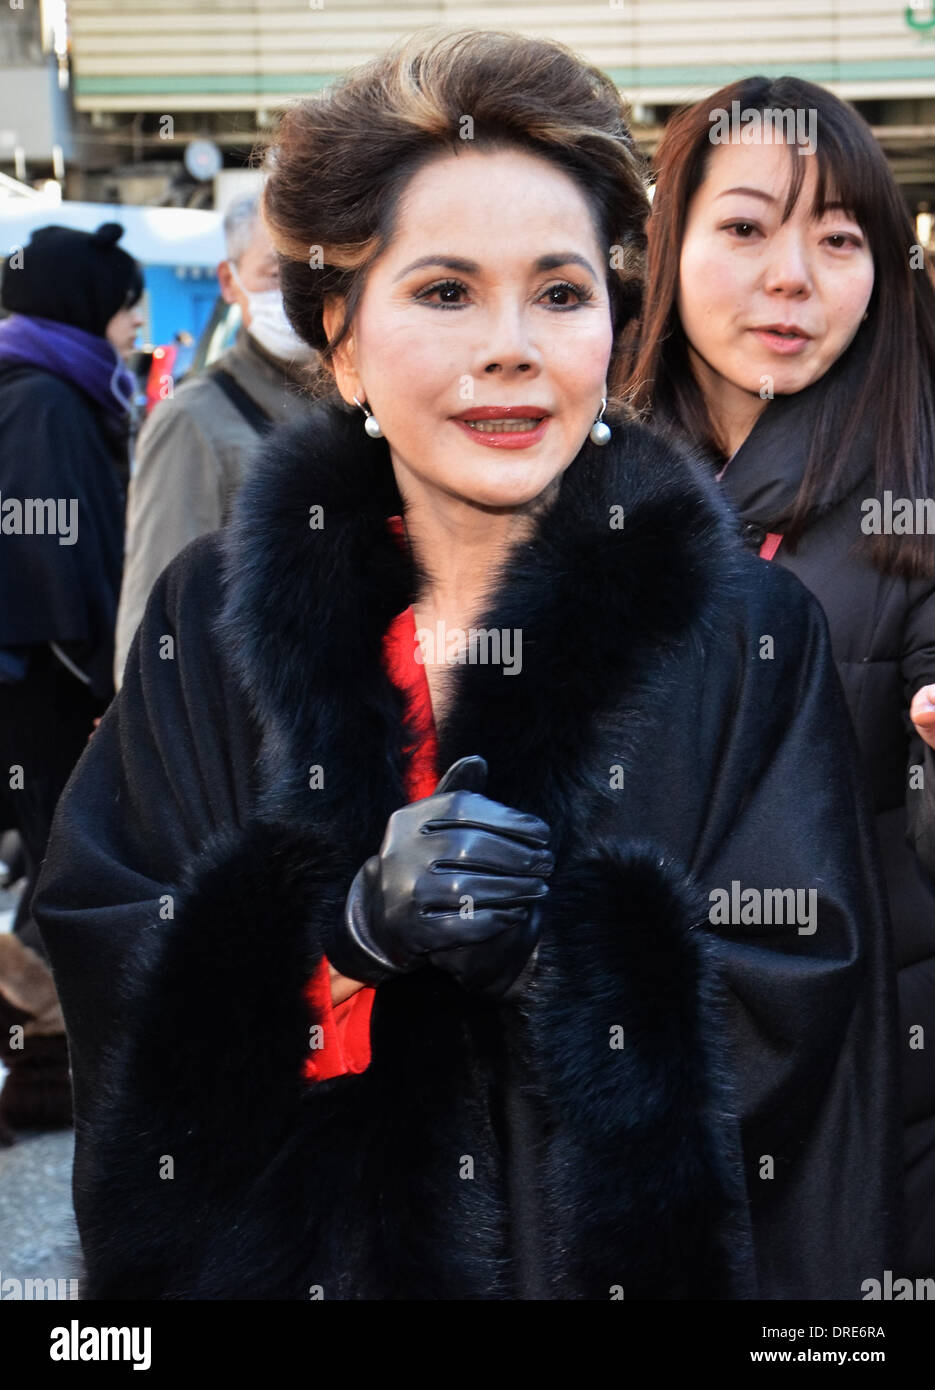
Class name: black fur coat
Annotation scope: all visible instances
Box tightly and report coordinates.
[34,399,902,1300]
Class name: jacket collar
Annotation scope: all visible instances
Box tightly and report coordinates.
[719,327,875,528]
[217,398,740,856]
[222,326,311,421]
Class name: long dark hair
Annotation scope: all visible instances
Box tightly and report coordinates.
[622,75,935,580]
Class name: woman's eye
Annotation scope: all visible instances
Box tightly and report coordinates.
[724,221,760,239]
[542,280,594,308]
[416,279,469,306]
[414,278,593,309]
[824,233,861,250]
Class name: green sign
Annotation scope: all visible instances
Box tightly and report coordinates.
[906,2,935,32]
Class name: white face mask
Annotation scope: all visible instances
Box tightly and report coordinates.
[227,262,316,365]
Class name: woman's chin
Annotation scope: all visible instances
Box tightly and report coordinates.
[438,452,570,511]
[447,476,561,512]
[737,353,824,398]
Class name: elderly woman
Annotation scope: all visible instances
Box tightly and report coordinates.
[35,31,899,1300]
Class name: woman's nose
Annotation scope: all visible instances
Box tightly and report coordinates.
[477,302,541,370]
[763,235,812,296]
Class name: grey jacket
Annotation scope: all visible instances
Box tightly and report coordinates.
[113,327,313,686]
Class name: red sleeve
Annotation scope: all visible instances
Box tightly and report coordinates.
[302,515,439,1085]
[303,956,376,1082]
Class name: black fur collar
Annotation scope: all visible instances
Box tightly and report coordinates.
[217,397,741,857]
[77,396,763,1299]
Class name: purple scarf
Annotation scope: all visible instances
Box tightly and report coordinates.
[0,312,136,417]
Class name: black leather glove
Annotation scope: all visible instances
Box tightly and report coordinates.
[327,755,553,999]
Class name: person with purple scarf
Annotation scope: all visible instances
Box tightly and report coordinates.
[0,221,143,1138]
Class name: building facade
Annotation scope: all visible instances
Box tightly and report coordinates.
[6,3,935,214]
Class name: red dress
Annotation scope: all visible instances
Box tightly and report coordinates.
[303,515,438,1081]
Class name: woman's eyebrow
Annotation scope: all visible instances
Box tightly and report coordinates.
[715,186,777,202]
[394,251,598,281]
[715,187,855,220]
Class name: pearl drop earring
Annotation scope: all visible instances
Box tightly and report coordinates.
[589,396,611,446]
[353,394,383,439]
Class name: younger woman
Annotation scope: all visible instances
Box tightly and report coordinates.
[626,75,935,1276]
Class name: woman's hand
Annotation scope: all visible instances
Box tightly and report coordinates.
[911,684,935,750]
[327,755,553,999]
[328,962,368,1006]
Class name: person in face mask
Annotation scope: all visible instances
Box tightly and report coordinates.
[224,257,313,364]
[112,193,317,687]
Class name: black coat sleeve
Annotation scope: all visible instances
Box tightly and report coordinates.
[33,534,359,1297]
[900,579,935,880]
[684,559,904,1298]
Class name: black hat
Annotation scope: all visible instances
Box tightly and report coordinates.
[0,221,144,338]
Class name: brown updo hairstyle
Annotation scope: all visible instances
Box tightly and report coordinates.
[258,27,649,408]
